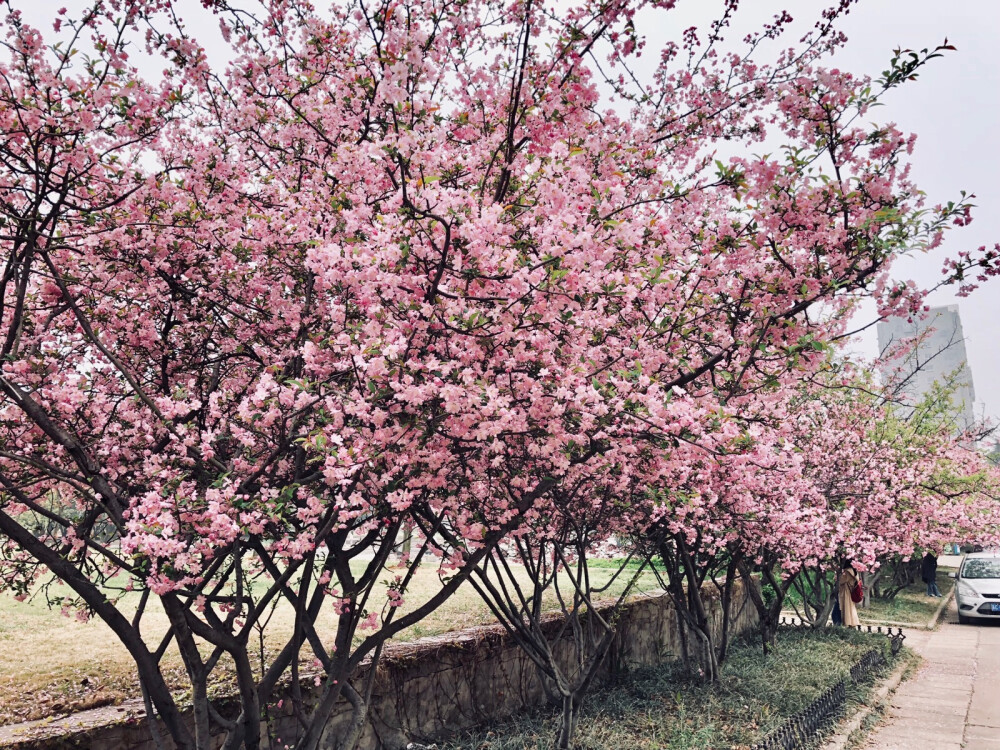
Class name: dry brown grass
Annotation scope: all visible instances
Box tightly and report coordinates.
[0,561,661,726]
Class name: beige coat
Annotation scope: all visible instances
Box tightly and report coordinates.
[838,567,860,626]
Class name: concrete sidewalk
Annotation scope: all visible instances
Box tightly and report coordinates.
[861,597,1000,750]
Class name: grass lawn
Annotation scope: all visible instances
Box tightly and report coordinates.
[439,627,896,750]
[0,560,661,726]
[860,568,955,626]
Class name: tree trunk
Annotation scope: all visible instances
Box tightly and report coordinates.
[0,509,196,750]
[716,556,739,665]
[555,694,578,750]
[339,682,368,750]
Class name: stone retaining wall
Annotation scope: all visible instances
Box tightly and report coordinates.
[0,582,759,750]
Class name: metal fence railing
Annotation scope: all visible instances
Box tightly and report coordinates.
[776,617,907,655]
[749,624,905,750]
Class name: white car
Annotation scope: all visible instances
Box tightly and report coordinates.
[953,551,1000,624]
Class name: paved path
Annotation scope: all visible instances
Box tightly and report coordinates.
[861,597,1000,750]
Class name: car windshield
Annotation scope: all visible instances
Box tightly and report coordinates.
[961,559,1000,579]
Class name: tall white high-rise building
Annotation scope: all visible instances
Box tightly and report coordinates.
[876,305,977,432]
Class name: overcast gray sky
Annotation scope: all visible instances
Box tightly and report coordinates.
[815,0,1000,425]
[664,0,1000,423]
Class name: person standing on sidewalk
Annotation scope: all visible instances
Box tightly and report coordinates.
[837,561,861,627]
[922,551,942,597]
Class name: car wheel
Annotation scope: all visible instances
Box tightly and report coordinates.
[958,614,970,625]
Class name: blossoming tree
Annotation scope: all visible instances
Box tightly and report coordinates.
[1,1,998,749]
